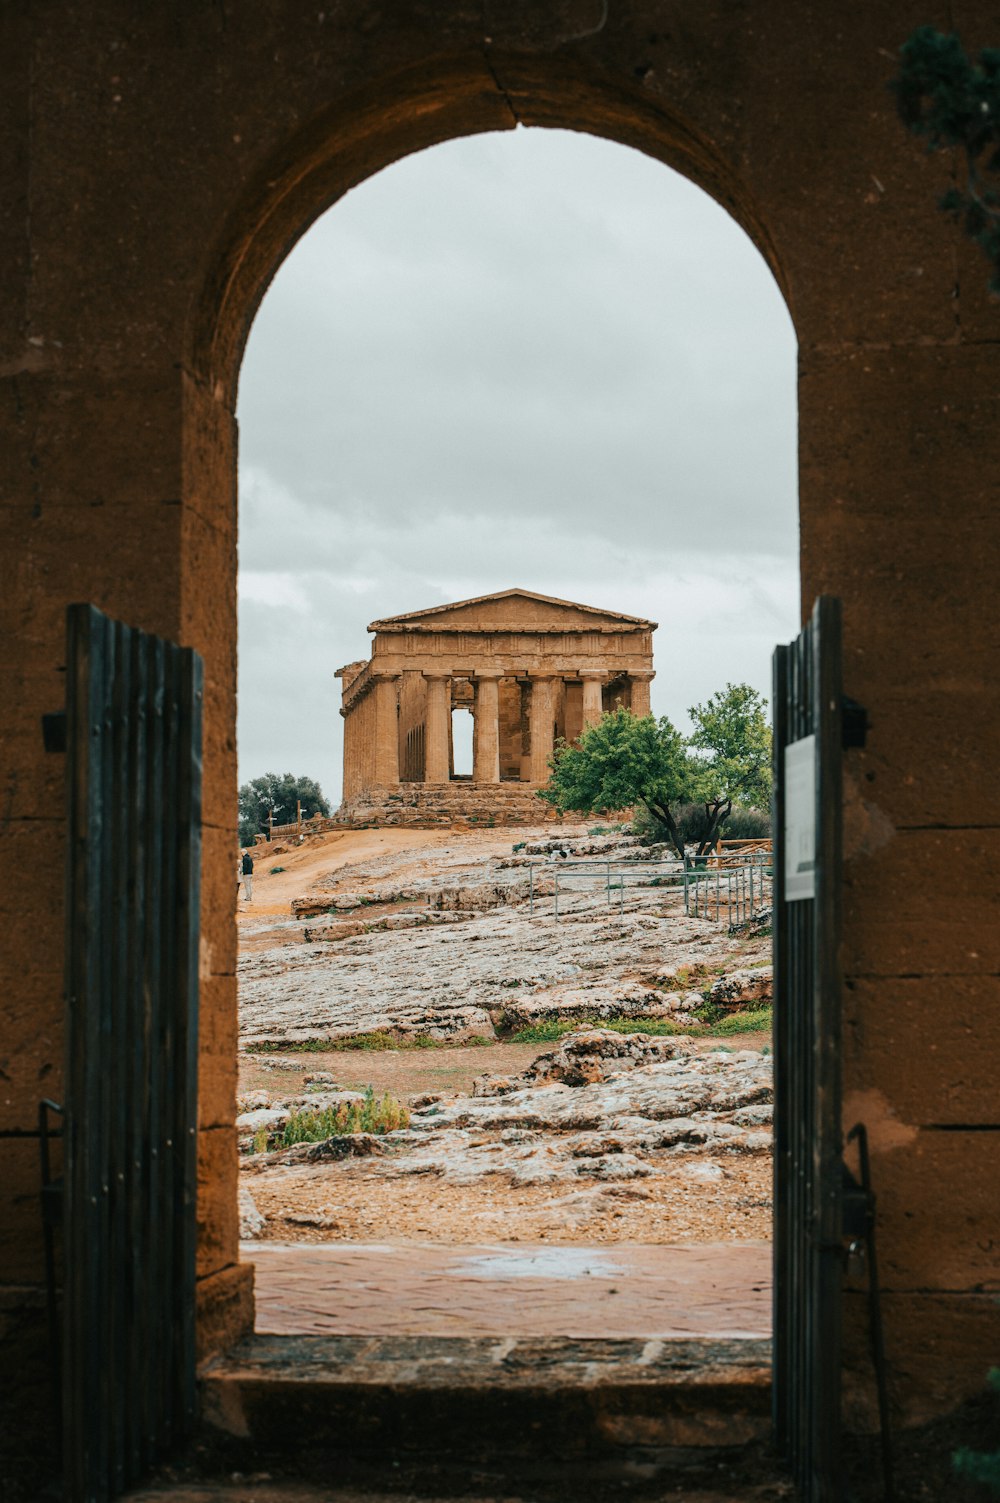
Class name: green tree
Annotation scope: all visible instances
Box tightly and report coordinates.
[892,28,1000,292]
[686,683,772,857]
[238,772,331,846]
[539,706,698,860]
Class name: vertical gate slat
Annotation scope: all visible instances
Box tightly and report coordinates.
[159,643,181,1447]
[108,621,129,1496]
[125,629,148,1480]
[771,642,790,1455]
[174,650,203,1428]
[62,607,203,1503]
[144,635,167,1471]
[773,598,844,1503]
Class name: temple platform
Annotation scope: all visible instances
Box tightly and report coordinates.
[328,780,567,829]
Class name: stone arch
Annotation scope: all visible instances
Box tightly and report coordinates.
[187,52,793,407]
[188,48,800,1353]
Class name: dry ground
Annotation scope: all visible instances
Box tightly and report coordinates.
[237,826,773,1251]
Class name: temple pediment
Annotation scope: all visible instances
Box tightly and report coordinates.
[369,588,656,634]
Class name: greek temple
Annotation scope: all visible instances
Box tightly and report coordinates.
[335,589,656,810]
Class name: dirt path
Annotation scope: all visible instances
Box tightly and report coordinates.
[238,828,472,919]
[239,1031,771,1102]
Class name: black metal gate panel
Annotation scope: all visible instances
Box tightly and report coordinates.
[63,604,203,1503]
[772,596,845,1502]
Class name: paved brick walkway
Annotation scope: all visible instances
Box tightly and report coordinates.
[246,1240,771,1339]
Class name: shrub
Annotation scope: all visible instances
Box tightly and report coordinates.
[634,801,770,849]
[710,1004,773,1036]
[274,1086,410,1148]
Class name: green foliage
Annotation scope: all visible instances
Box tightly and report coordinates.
[540,690,771,861]
[892,28,1000,292]
[261,1087,410,1150]
[246,1030,449,1053]
[508,1017,580,1043]
[504,1007,771,1043]
[238,771,331,846]
[636,800,771,848]
[709,1005,773,1036]
[508,1015,683,1043]
[953,1368,1000,1490]
[539,706,698,858]
[686,684,772,856]
[688,683,772,807]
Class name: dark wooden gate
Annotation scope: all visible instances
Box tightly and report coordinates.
[63,603,203,1503]
[772,596,845,1502]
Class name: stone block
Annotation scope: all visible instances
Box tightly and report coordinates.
[843,1291,1000,1431]
[199,823,239,978]
[843,974,1000,1125]
[0,1139,49,1283]
[198,973,238,1131]
[0,967,63,1132]
[843,829,1000,978]
[196,1259,255,1361]
[197,1125,239,1280]
[842,1128,1000,1292]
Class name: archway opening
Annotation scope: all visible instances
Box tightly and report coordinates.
[232,125,796,1352]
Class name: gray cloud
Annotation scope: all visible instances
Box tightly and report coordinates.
[237,128,798,805]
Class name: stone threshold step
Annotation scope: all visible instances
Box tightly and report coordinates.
[126,1488,790,1502]
[199,1335,772,1481]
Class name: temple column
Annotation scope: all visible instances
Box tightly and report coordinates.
[629,669,655,718]
[424,673,451,783]
[580,672,605,730]
[473,672,501,784]
[529,675,556,784]
[373,673,400,786]
[341,706,358,799]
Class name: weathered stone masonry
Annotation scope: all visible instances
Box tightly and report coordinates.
[335,589,655,812]
[3,0,1000,1450]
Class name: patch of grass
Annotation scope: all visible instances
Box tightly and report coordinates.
[508,1018,578,1043]
[463,1034,496,1047]
[507,1013,683,1043]
[707,1004,773,1036]
[246,1031,449,1054]
[599,1016,683,1037]
[259,1086,411,1152]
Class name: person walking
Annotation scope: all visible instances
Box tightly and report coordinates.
[241,848,254,901]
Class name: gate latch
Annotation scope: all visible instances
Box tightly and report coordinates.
[41,712,67,753]
[841,696,869,750]
[842,1159,875,1272]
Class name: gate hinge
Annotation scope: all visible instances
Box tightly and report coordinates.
[41,712,67,754]
[841,696,868,750]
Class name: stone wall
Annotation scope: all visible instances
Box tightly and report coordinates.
[2,0,999,1442]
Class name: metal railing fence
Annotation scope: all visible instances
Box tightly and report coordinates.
[684,860,773,927]
[525,854,771,924]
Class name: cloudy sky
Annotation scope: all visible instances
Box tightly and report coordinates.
[236,127,799,807]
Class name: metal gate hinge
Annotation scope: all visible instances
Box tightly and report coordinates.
[841,696,868,749]
[41,712,67,753]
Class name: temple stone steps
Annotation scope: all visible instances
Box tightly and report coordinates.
[188,1334,778,1495]
[326,782,568,829]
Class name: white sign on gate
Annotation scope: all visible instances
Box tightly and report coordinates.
[784,734,816,902]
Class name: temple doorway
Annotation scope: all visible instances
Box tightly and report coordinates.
[451,704,474,779]
[234,126,796,1347]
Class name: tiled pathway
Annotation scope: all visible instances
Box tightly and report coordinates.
[246,1240,771,1339]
